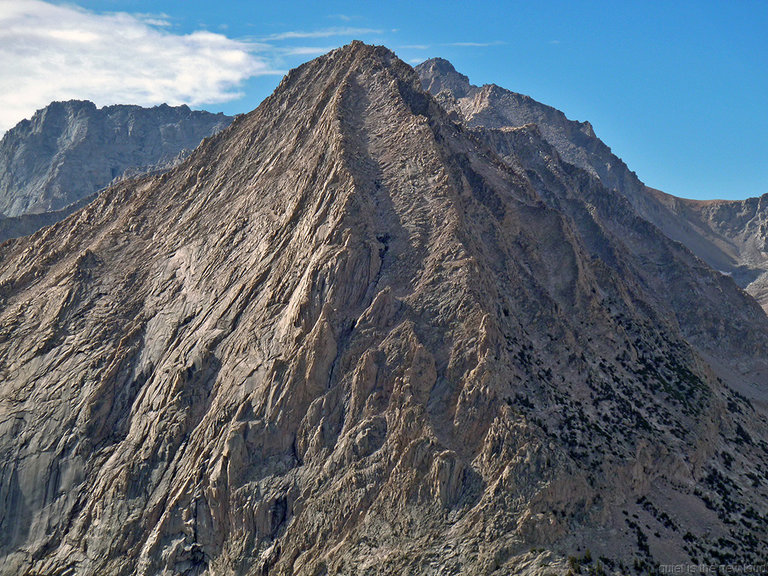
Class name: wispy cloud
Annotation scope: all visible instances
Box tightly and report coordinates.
[133,12,172,27]
[282,46,338,56]
[328,14,352,22]
[262,27,382,40]
[0,0,279,134]
[401,44,430,50]
[446,41,506,47]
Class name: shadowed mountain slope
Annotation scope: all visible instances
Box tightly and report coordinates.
[416,58,768,314]
[1,43,767,575]
[645,188,768,308]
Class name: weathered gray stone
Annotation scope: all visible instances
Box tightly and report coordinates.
[0,43,766,575]
[416,57,768,313]
[0,100,232,218]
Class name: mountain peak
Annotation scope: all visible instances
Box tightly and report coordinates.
[339,39,393,56]
[237,40,435,155]
[2,43,768,574]
[415,57,475,98]
[291,41,398,76]
[417,56,459,74]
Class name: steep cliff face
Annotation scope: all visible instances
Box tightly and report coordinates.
[416,58,768,313]
[1,43,767,576]
[0,100,232,217]
[644,189,768,310]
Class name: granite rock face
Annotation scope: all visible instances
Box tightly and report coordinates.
[416,58,768,313]
[643,189,768,312]
[1,43,767,575]
[0,100,232,217]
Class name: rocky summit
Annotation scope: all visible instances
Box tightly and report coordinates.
[0,100,232,218]
[1,43,767,575]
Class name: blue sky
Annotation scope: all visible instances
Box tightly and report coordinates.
[1,1,766,200]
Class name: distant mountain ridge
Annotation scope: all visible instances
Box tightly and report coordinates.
[416,58,622,189]
[0,194,96,244]
[416,58,768,313]
[0,100,233,218]
[645,188,768,308]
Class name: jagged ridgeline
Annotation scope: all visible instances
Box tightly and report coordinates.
[416,57,768,315]
[0,100,233,218]
[0,42,767,575]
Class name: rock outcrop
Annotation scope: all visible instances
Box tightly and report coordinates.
[643,188,768,311]
[1,43,767,575]
[0,100,232,218]
[416,58,768,313]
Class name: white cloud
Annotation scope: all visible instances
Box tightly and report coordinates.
[0,0,279,134]
[282,46,338,56]
[133,13,173,28]
[262,27,382,40]
[447,41,506,47]
[327,14,352,22]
